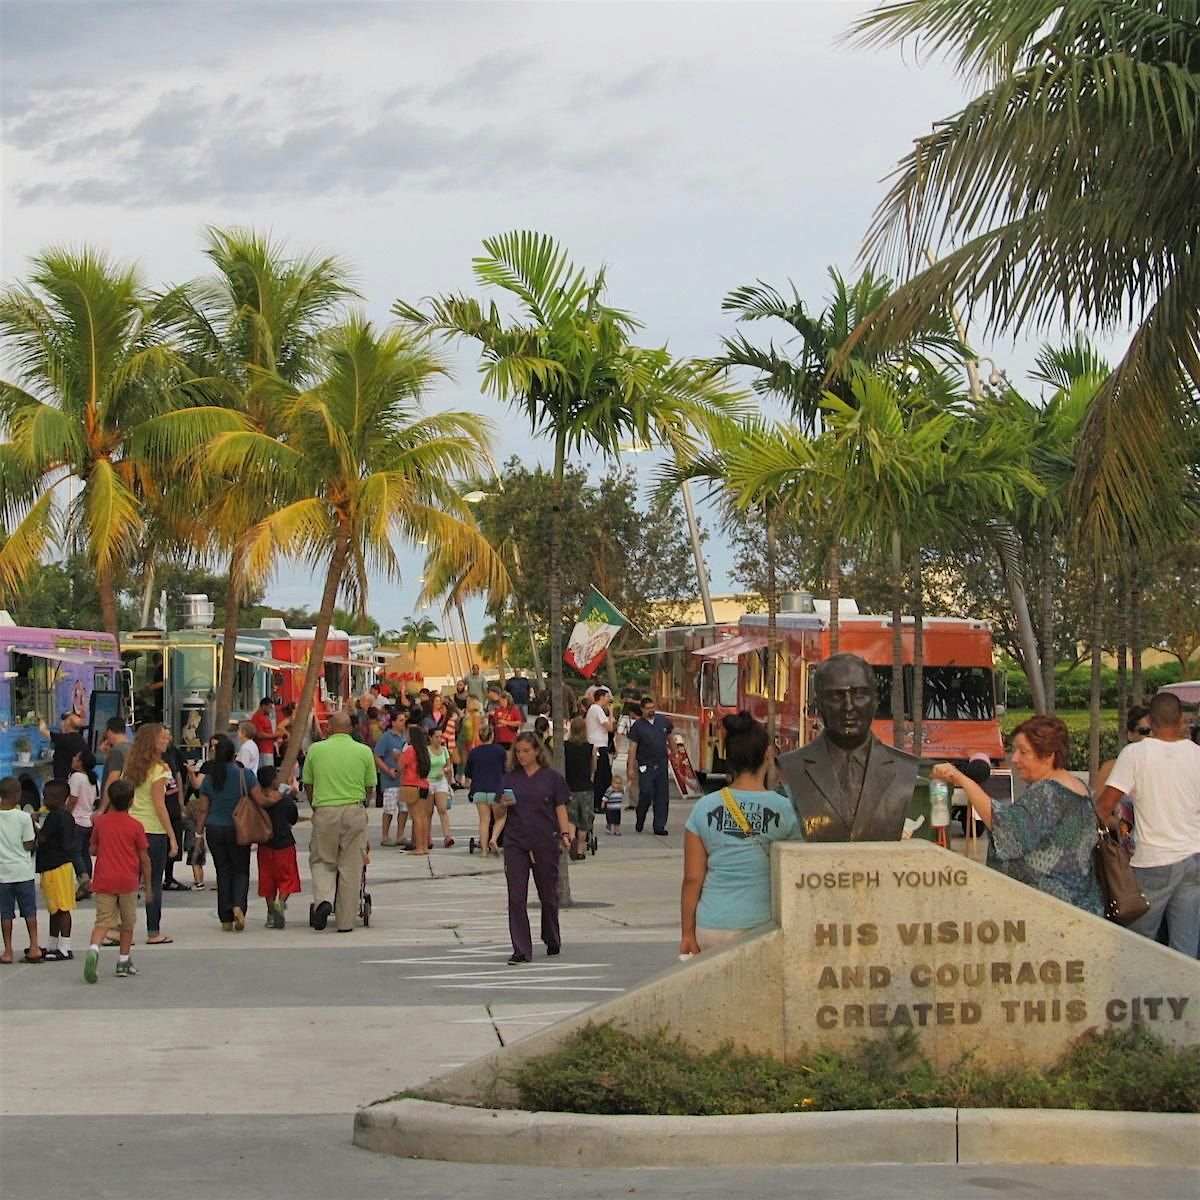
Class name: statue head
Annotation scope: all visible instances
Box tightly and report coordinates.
[812,653,878,752]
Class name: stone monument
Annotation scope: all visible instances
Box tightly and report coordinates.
[413,841,1200,1106]
[777,652,923,841]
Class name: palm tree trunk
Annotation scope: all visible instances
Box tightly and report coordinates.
[911,548,924,758]
[98,561,120,642]
[1129,539,1143,708]
[547,428,567,774]
[766,506,778,743]
[1088,561,1104,782]
[1039,509,1056,713]
[1117,526,1131,741]
[496,603,506,687]
[214,551,245,732]
[993,524,1047,714]
[890,527,905,750]
[828,536,841,655]
[139,564,156,628]
[276,532,350,786]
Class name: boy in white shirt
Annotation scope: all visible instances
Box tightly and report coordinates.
[0,776,44,963]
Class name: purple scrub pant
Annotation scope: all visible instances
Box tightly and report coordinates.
[504,841,561,959]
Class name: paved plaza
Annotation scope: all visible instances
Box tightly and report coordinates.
[1,794,1194,1199]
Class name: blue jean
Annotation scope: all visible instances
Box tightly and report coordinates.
[144,833,169,936]
[0,878,37,920]
[73,824,92,883]
[635,761,670,834]
[1129,853,1200,958]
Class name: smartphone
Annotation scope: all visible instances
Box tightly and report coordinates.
[500,789,515,806]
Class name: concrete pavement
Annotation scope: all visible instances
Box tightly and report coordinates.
[1,790,1193,1198]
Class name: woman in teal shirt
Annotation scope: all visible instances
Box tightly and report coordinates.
[681,712,801,954]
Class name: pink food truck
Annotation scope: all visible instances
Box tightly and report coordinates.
[0,617,126,787]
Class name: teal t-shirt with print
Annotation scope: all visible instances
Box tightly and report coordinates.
[684,788,801,930]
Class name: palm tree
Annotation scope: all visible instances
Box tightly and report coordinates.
[716,267,962,650]
[849,0,1200,547]
[0,248,179,636]
[701,422,823,743]
[208,314,506,786]
[822,367,1040,750]
[396,231,744,768]
[149,228,354,728]
[397,616,443,657]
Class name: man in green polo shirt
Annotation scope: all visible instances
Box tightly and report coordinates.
[303,710,376,932]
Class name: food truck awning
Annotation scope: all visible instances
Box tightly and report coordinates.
[7,645,119,668]
[1160,680,1200,704]
[690,634,770,662]
[322,656,381,669]
[234,654,295,671]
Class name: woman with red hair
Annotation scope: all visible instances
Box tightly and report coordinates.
[933,715,1102,915]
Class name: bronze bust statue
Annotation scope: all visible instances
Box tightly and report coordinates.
[777,652,921,841]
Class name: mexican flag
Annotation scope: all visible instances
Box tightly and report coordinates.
[564,588,629,678]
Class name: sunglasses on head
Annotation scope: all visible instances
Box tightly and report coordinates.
[1135,725,1152,736]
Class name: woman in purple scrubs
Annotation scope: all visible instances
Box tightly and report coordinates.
[500,732,572,964]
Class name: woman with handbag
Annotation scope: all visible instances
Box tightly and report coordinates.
[193,735,267,932]
[680,712,801,955]
[932,715,1104,916]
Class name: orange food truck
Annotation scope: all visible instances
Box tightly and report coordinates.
[653,604,1007,793]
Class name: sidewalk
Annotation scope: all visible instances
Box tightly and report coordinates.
[0,787,689,1120]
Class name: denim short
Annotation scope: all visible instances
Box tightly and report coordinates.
[0,878,37,921]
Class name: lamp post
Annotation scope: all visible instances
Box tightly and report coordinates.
[619,442,715,626]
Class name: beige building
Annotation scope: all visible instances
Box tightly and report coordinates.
[377,643,497,692]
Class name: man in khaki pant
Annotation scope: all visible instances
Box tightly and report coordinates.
[302,711,376,932]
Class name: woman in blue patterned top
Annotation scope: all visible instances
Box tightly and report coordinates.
[932,715,1103,916]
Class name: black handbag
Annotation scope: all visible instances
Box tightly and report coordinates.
[1093,818,1150,926]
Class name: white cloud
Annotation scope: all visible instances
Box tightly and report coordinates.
[2,1,1118,630]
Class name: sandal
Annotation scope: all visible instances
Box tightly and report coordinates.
[22,951,45,963]
[145,935,174,945]
[43,948,73,961]
[102,936,121,947]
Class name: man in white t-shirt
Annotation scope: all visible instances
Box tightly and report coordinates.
[1099,691,1200,957]
[585,688,613,815]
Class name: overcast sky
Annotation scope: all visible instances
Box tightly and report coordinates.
[2,0,1086,636]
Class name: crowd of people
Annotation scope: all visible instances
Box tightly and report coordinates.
[0,664,686,973]
[3,668,1195,977]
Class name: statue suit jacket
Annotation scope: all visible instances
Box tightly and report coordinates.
[777,734,921,842]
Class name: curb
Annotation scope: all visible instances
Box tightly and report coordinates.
[353,1099,1200,1168]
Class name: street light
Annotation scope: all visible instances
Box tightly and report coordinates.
[619,441,715,626]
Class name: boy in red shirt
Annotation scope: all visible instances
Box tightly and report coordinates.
[84,779,152,983]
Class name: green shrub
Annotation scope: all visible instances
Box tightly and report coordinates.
[1001,710,1120,771]
[509,1023,1200,1115]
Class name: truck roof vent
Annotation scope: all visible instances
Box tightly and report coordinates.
[180,594,214,629]
[780,590,815,613]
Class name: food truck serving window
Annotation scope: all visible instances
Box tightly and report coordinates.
[10,653,54,723]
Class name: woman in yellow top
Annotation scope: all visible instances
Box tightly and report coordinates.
[123,725,178,945]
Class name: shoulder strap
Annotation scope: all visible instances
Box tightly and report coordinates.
[721,787,771,857]
[720,787,752,835]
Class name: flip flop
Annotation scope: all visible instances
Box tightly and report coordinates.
[145,935,174,945]
[22,952,45,963]
[102,937,121,947]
